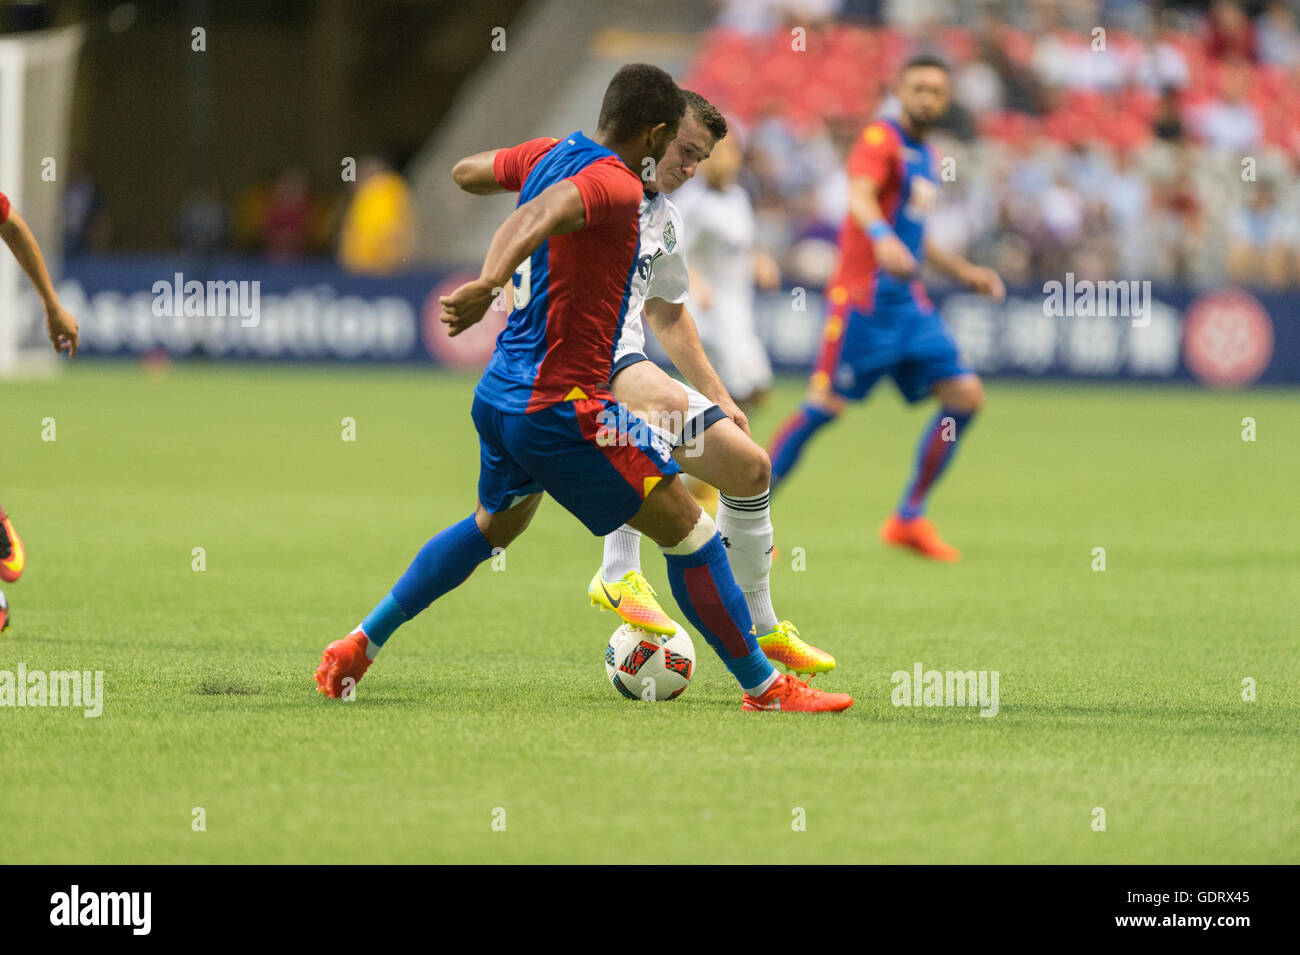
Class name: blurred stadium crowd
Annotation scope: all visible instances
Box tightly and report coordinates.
[62,151,415,275]
[55,0,1300,291]
[690,0,1300,289]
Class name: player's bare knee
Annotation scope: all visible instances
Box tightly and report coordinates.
[475,494,539,549]
[657,493,700,547]
[629,477,701,548]
[753,447,772,493]
[807,390,845,418]
[731,444,771,496]
[948,377,984,415]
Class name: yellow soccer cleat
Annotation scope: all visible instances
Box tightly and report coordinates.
[588,569,676,636]
[756,621,836,676]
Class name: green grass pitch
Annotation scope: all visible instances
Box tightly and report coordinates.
[1,363,1296,863]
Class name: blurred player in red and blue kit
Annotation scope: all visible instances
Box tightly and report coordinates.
[316,65,851,713]
[0,189,81,630]
[769,56,1005,562]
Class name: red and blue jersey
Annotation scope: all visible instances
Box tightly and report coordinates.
[829,118,940,308]
[475,132,643,414]
[0,191,10,225]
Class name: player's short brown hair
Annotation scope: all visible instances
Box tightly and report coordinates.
[683,90,728,142]
[902,53,950,75]
[597,64,686,142]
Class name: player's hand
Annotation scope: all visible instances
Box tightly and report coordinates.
[693,275,714,311]
[439,278,499,336]
[753,251,781,291]
[966,265,1005,303]
[45,302,78,357]
[717,396,749,436]
[872,234,918,279]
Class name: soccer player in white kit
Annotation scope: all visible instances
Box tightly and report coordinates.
[585,93,834,677]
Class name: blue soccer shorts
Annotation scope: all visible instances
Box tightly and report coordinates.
[471,392,681,536]
[811,288,970,404]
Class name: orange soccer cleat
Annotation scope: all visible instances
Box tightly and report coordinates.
[742,673,853,713]
[880,514,961,563]
[315,629,373,698]
[0,506,25,582]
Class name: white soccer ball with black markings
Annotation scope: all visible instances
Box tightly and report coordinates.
[604,622,695,701]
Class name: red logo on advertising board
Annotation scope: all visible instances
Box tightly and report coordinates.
[421,271,509,369]
[1182,288,1274,388]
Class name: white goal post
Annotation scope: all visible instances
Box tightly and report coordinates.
[0,24,83,376]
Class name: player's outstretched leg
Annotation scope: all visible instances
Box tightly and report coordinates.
[686,418,836,677]
[630,477,851,713]
[882,374,983,562]
[316,494,540,697]
[0,504,26,582]
[769,397,840,493]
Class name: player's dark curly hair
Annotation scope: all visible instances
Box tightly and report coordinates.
[683,90,728,142]
[597,63,686,141]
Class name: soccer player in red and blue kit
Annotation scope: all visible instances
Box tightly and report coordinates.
[768,56,1005,561]
[315,65,851,712]
[0,189,81,627]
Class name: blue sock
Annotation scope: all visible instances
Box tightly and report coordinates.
[360,593,408,647]
[361,515,495,648]
[898,408,973,519]
[770,403,835,492]
[663,533,777,694]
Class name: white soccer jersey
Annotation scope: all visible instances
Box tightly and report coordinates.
[612,189,689,364]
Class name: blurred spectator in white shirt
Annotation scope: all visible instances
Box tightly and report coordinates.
[1227,180,1295,286]
[1101,148,1152,275]
[1191,58,1261,152]
[1258,0,1300,68]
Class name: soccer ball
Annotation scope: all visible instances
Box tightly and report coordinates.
[604,622,695,701]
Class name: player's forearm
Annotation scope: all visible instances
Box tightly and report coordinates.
[646,301,731,406]
[452,150,507,195]
[922,238,974,282]
[0,214,60,308]
[477,203,553,288]
[848,177,886,232]
[478,182,585,287]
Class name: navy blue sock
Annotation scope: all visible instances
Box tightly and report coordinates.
[898,408,974,519]
[770,403,835,492]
